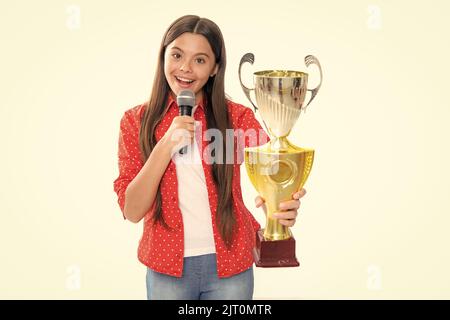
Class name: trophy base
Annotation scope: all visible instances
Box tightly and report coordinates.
[253,229,300,268]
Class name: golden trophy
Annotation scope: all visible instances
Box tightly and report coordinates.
[239,53,323,267]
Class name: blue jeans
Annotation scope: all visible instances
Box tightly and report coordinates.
[146,253,254,300]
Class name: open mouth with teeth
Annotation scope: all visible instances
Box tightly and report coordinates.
[175,76,195,87]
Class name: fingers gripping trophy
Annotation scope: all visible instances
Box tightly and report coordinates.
[238,53,323,267]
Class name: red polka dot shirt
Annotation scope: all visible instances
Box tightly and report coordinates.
[113,94,269,278]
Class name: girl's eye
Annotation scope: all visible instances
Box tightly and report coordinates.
[195,58,205,64]
[172,53,181,59]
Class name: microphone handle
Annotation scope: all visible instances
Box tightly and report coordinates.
[179,105,193,155]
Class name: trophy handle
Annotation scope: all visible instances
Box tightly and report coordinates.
[304,55,323,108]
[239,53,259,112]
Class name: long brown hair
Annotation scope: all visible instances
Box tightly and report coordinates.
[139,15,235,248]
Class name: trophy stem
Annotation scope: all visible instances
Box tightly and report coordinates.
[269,136,289,151]
[263,217,292,241]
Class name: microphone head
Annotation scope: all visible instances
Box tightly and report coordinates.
[177,90,195,107]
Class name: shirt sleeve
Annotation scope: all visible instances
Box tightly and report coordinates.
[237,107,270,149]
[237,106,269,232]
[113,110,143,219]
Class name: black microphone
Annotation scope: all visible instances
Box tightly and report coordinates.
[177,90,196,155]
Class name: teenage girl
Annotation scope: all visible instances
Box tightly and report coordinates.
[113,15,306,300]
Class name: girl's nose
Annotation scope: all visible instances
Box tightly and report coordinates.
[179,60,192,73]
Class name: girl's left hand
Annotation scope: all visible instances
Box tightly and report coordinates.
[254,188,307,227]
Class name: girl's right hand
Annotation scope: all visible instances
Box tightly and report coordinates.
[162,115,196,155]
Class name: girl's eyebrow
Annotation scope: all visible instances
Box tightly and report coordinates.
[171,46,210,58]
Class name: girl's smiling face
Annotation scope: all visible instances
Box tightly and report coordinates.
[164,32,218,104]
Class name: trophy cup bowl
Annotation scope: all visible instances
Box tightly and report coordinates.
[239,53,323,267]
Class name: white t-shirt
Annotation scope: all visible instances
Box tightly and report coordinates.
[172,105,216,257]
